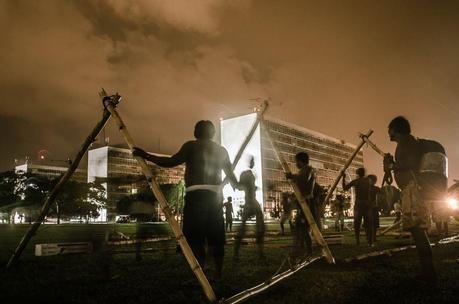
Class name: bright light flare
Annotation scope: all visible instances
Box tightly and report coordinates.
[447,197,458,210]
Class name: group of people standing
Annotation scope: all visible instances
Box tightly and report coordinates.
[132,115,447,284]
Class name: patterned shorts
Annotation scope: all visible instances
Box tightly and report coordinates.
[401,181,430,230]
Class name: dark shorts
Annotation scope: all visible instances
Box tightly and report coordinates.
[183,190,225,249]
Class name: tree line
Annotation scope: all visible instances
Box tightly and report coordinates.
[0,171,107,223]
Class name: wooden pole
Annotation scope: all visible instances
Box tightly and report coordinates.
[101,91,217,302]
[261,120,335,264]
[223,101,268,184]
[323,130,374,204]
[343,233,459,263]
[222,256,323,304]
[343,245,416,263]
[359,133,386,157]
[6,101,114,268]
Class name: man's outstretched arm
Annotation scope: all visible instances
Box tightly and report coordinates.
[342,173,353,191]
[132,143,188,168]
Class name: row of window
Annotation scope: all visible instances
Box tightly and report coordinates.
[261,133,364,164]
[264,120,357,154]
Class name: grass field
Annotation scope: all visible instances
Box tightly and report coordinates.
[0,219,458,304]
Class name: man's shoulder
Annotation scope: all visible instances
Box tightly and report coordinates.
[215,142,229,154]
[182,140,196,148]
[302,165,315,173]
[396,135,419,150]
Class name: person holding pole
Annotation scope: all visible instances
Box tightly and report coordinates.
[342,167,374,246]
[286,152,316,258]
[368,174,381,243]
[132,120,238,280]
[384,116,440,284]
[234,156,265,261]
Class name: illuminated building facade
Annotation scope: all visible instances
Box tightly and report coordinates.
[220,113,364,217]
[88,146,185,221]
[14,163,87,183]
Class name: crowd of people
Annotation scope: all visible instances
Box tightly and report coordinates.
[132,115,449,284]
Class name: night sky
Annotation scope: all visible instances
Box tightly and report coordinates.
[1,0,458,184]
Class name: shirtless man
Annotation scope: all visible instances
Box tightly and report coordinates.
[133,120,238,279]
[286,152,316,257]
[342,168,373,246]
[234,156,265,261]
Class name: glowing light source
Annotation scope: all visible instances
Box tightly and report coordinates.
[447,197,458,210]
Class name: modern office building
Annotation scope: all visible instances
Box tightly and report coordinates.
[220,113,364,217]
[88,145,185,221]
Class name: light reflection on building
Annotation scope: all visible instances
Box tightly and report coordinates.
[221,113,364,218]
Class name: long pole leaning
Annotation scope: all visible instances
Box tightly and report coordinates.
[6,103,115,269]
[261,120,335,264]
[323,130,374,204]
[223,101,268,185]
[101,92,216,302]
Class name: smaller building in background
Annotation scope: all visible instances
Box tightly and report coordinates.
[14,163,87,183]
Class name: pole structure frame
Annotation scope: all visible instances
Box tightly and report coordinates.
[100,90,217,302]
[6,97,116,269]
[323,130,374,205]
[358,132,393,186]
[222,101,268,185]
[260,119,335,264]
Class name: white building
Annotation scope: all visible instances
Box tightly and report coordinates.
[220,113,364,217]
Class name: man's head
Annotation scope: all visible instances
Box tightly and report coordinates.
[388,116,411,142]
[368,174,377,185]
[227,196,232,202]
[249,155,255,169]
[194,120,215,139]
[295,152,309,169]
[356,167,366,178]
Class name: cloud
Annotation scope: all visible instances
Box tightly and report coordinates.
[1,0,459,185]
[0,0,262,169]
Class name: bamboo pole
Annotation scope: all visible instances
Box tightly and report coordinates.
[261,120,335,264]
[438,234,459,244]
[222,256,323,304]
[343,245,416,263]
[6,100,115,269]
[343,233,459,263]
[323,130,373,204]
[223,101,268,185]
[101,91,216,302]
[359,133,386,157]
